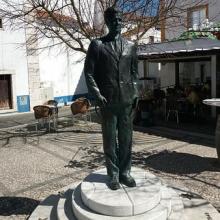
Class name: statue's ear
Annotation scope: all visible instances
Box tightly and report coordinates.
[105,18,110,28]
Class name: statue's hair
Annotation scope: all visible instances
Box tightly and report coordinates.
[104,7,121,22]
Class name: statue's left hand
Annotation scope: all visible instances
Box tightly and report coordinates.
[132,97,139,109]
[97,95,108,107]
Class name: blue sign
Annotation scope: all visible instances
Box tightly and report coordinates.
[17,95,30,112]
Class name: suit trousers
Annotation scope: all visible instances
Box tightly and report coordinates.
[100,103,133,178]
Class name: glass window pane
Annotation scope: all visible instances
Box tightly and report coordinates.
[192,11,199,26]
[190,7,207,27]
[199,8,206,24]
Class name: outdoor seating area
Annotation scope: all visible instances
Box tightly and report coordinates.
[33,97,92,132]
[136,83,212,126]
[165,84,211,121]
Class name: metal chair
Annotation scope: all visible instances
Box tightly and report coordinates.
[166,95,179,124]
[45,100,58,118]
[33,105,55,132]
[70,97,91,127]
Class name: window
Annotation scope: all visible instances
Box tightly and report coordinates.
[187,5,208,29]
[149,36,154,43]
[0,18,2,28]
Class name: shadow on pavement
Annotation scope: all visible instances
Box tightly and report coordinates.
[134,126,215,148]
[65,145,105,170]
[137,150,220,174]
[0,196,39,216]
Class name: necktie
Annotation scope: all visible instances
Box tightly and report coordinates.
[114,38,122,55]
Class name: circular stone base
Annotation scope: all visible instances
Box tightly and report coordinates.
[72,186,170,220]
[80,167,162,216]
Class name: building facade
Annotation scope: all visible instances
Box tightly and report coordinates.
[139,0,220,88]
[0,0,161,113]
[164,0,220,41]
[0,15,89,113]
[0,24,30,112]
[137,0,220,118]
[162,0,220,95]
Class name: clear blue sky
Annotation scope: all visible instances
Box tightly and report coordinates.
[118,0,159,17]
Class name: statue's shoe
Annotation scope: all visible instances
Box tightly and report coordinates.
[108,175,120,190]
[119,174,136,187]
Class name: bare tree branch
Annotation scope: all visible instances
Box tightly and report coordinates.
[0,0,210,54]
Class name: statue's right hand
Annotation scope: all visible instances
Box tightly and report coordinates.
[97,95,107,107]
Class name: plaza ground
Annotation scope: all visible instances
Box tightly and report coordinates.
[0,108,219,219]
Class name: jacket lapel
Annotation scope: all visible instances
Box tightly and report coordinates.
[102,37,128,61]
[103,41,119,62]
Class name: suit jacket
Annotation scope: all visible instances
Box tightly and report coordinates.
[84,36,139,105]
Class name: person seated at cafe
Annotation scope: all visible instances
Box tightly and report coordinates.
[185,86,200,117]
[201,82,211,100]
[177,86,185,99]
[166,87,175,96]
[186,86,200,105]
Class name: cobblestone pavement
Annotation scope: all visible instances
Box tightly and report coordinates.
[0,118,219,220]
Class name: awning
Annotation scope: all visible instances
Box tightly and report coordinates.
[138,38,220,60]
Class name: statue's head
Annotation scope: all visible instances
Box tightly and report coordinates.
[104,7,122,35]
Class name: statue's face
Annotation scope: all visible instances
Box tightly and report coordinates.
[106,13,122,35]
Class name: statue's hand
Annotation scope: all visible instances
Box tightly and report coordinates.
[132,97,139,109]
[97,95,107,107]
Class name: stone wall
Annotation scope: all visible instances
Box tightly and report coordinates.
[25,26,41,110]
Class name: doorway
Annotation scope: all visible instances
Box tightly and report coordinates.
[0,74,12,109]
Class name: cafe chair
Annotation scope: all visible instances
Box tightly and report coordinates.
[166,95,179,124]
[33,105,55,132]
[45,99,59,119]
[70,97,91,127]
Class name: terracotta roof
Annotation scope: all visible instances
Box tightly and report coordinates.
[36,10,77,24]
[123,13,152,23]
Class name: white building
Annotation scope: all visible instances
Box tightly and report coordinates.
[138,0,220,88]
[0,24,89,112]
[137,0,220,117]
[161,0,220,90]
[0,0,161,112]
[165,0,220,40]
[0,9,90,112]
[0,22,30,112]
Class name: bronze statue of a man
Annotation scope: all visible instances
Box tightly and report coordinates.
[84,7,139,190]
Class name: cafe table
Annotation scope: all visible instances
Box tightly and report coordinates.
[203,98,220,161]
[45,104,58,130]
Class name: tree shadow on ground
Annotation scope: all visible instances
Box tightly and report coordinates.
[22,116,101,134]
[0,196,39,216]
[133,150,220,175]
[0,120,101,148]
[64,144,220,176]
[65,145,105,170]
[56,129,101,134]
[0,129,47,148]
[134,126,215,148]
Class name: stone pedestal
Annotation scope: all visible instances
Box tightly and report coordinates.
[29,167,220,220]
